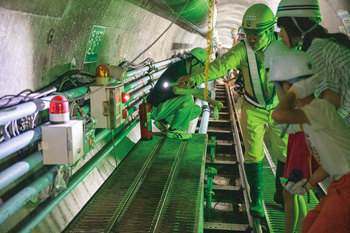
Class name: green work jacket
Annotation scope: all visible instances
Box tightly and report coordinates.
[190,40,278,110]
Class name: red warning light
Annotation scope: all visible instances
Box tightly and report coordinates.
[49,96,69,124]
[122,92,130,103]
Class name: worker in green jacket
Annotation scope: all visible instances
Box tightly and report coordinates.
[177,4,288,218]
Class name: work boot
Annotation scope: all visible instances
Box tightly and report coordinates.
[154,119,168,135]
[274,160,285,207]
[167,129,192,140]
[244,162,265,218]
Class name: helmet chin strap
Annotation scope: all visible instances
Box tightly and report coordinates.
[261,27,274,51]
[292,17,318,48]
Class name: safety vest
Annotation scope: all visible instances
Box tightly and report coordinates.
[242,39,278,111]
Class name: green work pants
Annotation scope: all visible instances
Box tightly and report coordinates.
[240,100,288,163]
[151,95,201,131]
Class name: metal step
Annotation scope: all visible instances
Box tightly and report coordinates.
[204,222,249,232]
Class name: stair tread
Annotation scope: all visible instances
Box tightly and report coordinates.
[206,160,237,165]
[204,184,241,191]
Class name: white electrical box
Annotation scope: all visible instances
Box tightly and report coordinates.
[42,120,84,165]
[90,83,127,129]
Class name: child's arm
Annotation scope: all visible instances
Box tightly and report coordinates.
[283,167,329,195]
[321,89,341,109]
[272,91,310,124]
[308,167,329,188]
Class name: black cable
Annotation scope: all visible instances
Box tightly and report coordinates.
[129,0,190,64]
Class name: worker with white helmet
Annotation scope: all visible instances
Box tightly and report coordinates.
[270,50,350,233]
[231,28,245,46]
[177,4,288,218]
[146,47,205,140]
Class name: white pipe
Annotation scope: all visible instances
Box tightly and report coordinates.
[189,99,202,133]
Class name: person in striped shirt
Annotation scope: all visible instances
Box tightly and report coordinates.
[276,0,350,127]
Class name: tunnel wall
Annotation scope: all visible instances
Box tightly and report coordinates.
[0,0,206,97]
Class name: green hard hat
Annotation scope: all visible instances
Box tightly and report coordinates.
[276,0,322,23]
[241,4,276,33]
[190,47,207,64]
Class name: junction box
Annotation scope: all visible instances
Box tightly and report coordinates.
[90,83,128,129]
[41,120,84,165]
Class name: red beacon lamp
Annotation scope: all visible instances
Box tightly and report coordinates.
[49,95,70,124]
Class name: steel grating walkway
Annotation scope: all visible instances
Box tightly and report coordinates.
[262,149,319,233]
[64,134,207,233]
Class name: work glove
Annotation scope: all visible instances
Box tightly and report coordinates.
[177,75,198,89]
[280,178,311,195]
[289,73,320,99]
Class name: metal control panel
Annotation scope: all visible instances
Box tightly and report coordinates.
[90,83,127,129]
[42,120,84,165]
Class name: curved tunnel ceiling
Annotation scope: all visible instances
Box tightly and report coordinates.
[0,0,349,97]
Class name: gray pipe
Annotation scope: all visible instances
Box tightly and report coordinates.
[198,102,210,134]
[153,57,180,69]
[130,85,153,101]
[124,57,179,79]
[0,166,57,225]
[0,126,42,161]
[0,151,43,190]
[0,96,54,126]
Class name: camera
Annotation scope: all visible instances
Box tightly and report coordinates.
[288,169,303,183]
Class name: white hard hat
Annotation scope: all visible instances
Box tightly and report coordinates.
[276,0,322,23]
[265,41,289,69]
[231,28,238,37]
[269,50,315,83]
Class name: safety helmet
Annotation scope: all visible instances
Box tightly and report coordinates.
[265,41,289,69]
[269,50,315,83]
[190,47,207,64]
[231,28,238,37]
[276,0,322,23]
[240,4,276,33]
